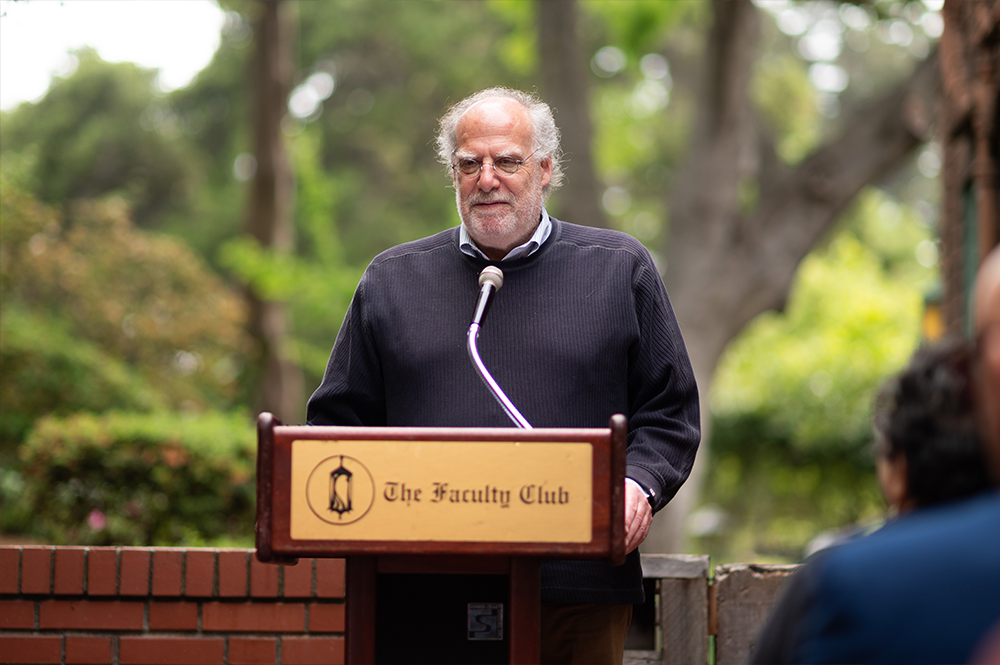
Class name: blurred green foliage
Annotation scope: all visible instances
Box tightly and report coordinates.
[0,305,162,450]
[700,189,938,563]
[4,410,255,546]
[0,174,251,419]
[218,128,365,375]
[0,0,943,554]
[753,52,822,164]
[0,48,199,226]
[0,169,254,545]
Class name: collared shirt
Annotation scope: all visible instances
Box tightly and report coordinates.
[459,207,552,261]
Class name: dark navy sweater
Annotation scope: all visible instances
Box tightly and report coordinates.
[307,218,700,604]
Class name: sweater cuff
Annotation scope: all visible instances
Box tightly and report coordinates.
[625,468,660,510]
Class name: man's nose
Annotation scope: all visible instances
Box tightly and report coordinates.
[477,162,501,191]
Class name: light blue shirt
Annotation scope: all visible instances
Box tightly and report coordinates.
[459,207,552,261]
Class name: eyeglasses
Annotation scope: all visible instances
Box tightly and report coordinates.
[452,149,538,178]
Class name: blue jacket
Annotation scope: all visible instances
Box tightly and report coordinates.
[752,491,1000,664]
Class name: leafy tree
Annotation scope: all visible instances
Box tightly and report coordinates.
[0,175,251,426]
[702,188,937,562]
[0,175,257,544]
[164,0,537,415]
[0,48,201,227]
[219,126,364,394]
[536,0,942,551]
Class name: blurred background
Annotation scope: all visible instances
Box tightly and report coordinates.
[0,0,979,564]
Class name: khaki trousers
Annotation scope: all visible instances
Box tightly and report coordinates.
[540,602,633,665]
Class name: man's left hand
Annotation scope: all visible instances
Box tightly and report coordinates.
[624,481,652,554]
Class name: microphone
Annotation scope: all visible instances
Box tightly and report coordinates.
[466,266,532,429]
[470,265,504,326]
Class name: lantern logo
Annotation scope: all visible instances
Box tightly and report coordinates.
[305,455,375,525]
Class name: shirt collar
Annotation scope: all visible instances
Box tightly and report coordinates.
[459,208,551,261]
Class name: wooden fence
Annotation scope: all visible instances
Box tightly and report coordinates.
[624,555,798,665]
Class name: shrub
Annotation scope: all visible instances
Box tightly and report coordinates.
[0,305,162,451]
[0,179,251,415]
[15,410,257,546]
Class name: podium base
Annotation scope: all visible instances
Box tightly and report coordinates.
[376,573,508,664]
[347,556,540,665]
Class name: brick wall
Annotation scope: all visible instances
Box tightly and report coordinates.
[0,547,344,665]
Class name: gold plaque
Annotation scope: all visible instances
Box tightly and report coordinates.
[290,440,593,543]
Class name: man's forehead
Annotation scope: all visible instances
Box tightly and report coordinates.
[463,97,526,122]
[455,98,532,147]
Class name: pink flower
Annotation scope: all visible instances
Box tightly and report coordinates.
[87,510,106,531]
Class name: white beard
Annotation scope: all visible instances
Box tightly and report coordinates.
[457,171,545,257]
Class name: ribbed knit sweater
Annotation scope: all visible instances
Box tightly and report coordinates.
[307,218,701,604]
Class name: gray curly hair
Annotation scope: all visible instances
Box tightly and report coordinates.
[435,87,564,197]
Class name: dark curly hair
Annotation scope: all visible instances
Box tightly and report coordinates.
[873,337,993,507]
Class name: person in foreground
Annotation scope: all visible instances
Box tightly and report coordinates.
[307,87,701,664]
[750,246,1000,665]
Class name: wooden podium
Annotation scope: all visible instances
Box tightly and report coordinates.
[255,412,627,664]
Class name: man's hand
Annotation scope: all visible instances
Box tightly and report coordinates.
[624,481,652,554]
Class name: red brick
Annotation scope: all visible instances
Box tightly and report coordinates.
[229,637,277,665]
[87,548,118,596]
[0,599,35,629]
[119,636,224,665]
[309,602,346,632]
[0,547,19,593]
[282,559,313,598]
[149,600,198,631]
[250,557,279,598]
[184,550,215,598]
[202,601,305,632]
[40,599,144,630]
[151,549,183,597]
[66,635,113,664]
[21,546,52,594]
[282,636,345,665]
[315,558,345,598]
[54,547,86,595]
[0,635,62,664]
[119,549,150,596]
[218,550,248,597]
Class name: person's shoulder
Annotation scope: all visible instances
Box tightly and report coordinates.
[552,218,654,263]
[874,491,1000,542]
[369,227,458,267]
[823,491,1000,569]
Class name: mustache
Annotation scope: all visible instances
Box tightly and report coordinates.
[467,192,514,206]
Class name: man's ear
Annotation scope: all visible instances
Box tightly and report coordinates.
[539,156,553,188]
[876,453,911,514]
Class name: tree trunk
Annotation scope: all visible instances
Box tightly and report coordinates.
[536,0,609,228]
[653,0,940,553]
[532,0,941,553]
[245,0,304,425]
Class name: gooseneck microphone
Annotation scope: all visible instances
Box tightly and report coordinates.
[467,266,532,429]
[471,265,504,327]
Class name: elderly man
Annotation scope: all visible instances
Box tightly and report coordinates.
[750,246,1000,665]
[307,87,701,663]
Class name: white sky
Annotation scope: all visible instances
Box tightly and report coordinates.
[0,0,226,111]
